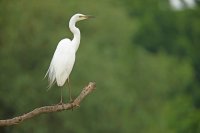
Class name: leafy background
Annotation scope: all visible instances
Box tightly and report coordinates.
[0,0,200,132]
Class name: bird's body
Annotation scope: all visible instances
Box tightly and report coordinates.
[45,13,93,102]
[46,38,75,87]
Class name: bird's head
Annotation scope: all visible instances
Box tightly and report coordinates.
[72,13,94,22]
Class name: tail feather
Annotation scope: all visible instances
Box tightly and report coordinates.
[44,65,56,90]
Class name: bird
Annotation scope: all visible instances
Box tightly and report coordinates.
[45,13,94,103]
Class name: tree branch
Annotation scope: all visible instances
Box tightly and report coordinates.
[0,82,96,126]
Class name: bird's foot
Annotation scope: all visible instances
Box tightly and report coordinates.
[57,99,64,105]
[69,98,79,111]
[57,102,63,105]
[69,98,74,103]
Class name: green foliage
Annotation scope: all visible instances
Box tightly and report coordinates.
[0,0,200,133]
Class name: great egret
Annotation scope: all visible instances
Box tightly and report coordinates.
[45,13,93,103]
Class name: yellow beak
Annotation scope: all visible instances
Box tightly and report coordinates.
[84,15,95,19]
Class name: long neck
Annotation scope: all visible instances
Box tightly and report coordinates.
[69,19,80,52]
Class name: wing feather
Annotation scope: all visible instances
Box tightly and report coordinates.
[45,39,75,88]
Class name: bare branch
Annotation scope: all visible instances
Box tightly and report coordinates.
[0,82,96,126]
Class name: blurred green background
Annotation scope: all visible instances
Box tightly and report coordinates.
[1,0,200,132]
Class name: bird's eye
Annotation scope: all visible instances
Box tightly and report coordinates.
[79,15,84,18]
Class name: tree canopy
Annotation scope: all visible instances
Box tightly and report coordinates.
[0,0,200,132]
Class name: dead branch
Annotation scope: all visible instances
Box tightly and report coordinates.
[0,82,96,126]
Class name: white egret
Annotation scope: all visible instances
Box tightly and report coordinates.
[45,13,93,103]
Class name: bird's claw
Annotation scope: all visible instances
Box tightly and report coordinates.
[69,98,74,103]
[57,100,64,105]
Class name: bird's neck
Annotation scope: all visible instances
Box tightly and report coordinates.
[69,20,80,52]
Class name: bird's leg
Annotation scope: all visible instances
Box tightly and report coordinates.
[67,77,73,102]
[59,88,63,104]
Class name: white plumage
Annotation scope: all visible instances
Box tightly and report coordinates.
[45,13,93,102]
[46,39,75,87]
